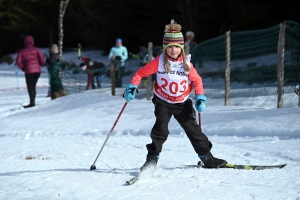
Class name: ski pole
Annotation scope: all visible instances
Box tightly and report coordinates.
[90,101,128,170]
[198,112,201,127]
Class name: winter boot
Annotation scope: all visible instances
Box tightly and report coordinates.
[198,152,227,168]
[96,76,101,88]
[23,104,35,108]
[23,101,35,108]
[140,154,159,172]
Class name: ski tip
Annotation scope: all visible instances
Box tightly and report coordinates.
[126,176,139,185]
[125,181,132,185]
[126,181,135,185]
[279,163,287,168]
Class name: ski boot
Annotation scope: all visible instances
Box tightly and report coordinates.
[198,152,227,168]
[140,154,159,172]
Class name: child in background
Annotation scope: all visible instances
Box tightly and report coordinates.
[46,44,67,100]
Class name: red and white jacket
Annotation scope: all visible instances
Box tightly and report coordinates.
[130,53,204,104]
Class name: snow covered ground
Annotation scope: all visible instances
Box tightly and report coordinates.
[0,50,300,200]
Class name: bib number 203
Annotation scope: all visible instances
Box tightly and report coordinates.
[161,78,187,94]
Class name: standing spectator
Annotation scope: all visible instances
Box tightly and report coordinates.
[45,44,67,100]
[123,19,227,171]
[16,35,44,108]
[108,38,128,87]
[43,52,51,97]
[184,31,197,56]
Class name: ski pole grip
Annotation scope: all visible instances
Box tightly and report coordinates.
[78,43,81,58]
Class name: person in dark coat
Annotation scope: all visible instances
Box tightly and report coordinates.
[45,44,67,100]
[16,35,44,108]
[80,57,105,90]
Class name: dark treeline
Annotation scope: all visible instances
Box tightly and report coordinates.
[0,0,299,57]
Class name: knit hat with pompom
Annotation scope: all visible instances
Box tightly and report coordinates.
[162,19,184,53]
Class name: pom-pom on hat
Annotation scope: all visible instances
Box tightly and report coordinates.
[163,19,184,53]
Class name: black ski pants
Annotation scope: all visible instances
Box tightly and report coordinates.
[146,95,212,157]
[25,73,40,104]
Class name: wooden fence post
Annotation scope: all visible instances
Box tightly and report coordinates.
[147,42,153,100]
[277,22,286,108]
[225,30,231,106]
[184,41,190,56]
[110,59,115,96]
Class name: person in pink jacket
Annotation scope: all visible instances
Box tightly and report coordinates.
[123,19,227,171]
[16,35,44,108]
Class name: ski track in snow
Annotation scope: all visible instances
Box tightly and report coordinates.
[1,134,299,200]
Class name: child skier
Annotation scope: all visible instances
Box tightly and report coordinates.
[123,19,227,171]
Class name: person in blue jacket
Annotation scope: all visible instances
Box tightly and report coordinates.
[108,38,128,87]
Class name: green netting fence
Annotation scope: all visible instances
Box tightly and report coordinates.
[190,20,300,98]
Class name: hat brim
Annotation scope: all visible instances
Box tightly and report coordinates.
[163,44,185,53]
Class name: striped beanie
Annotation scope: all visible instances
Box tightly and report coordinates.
[163,19,184,53]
